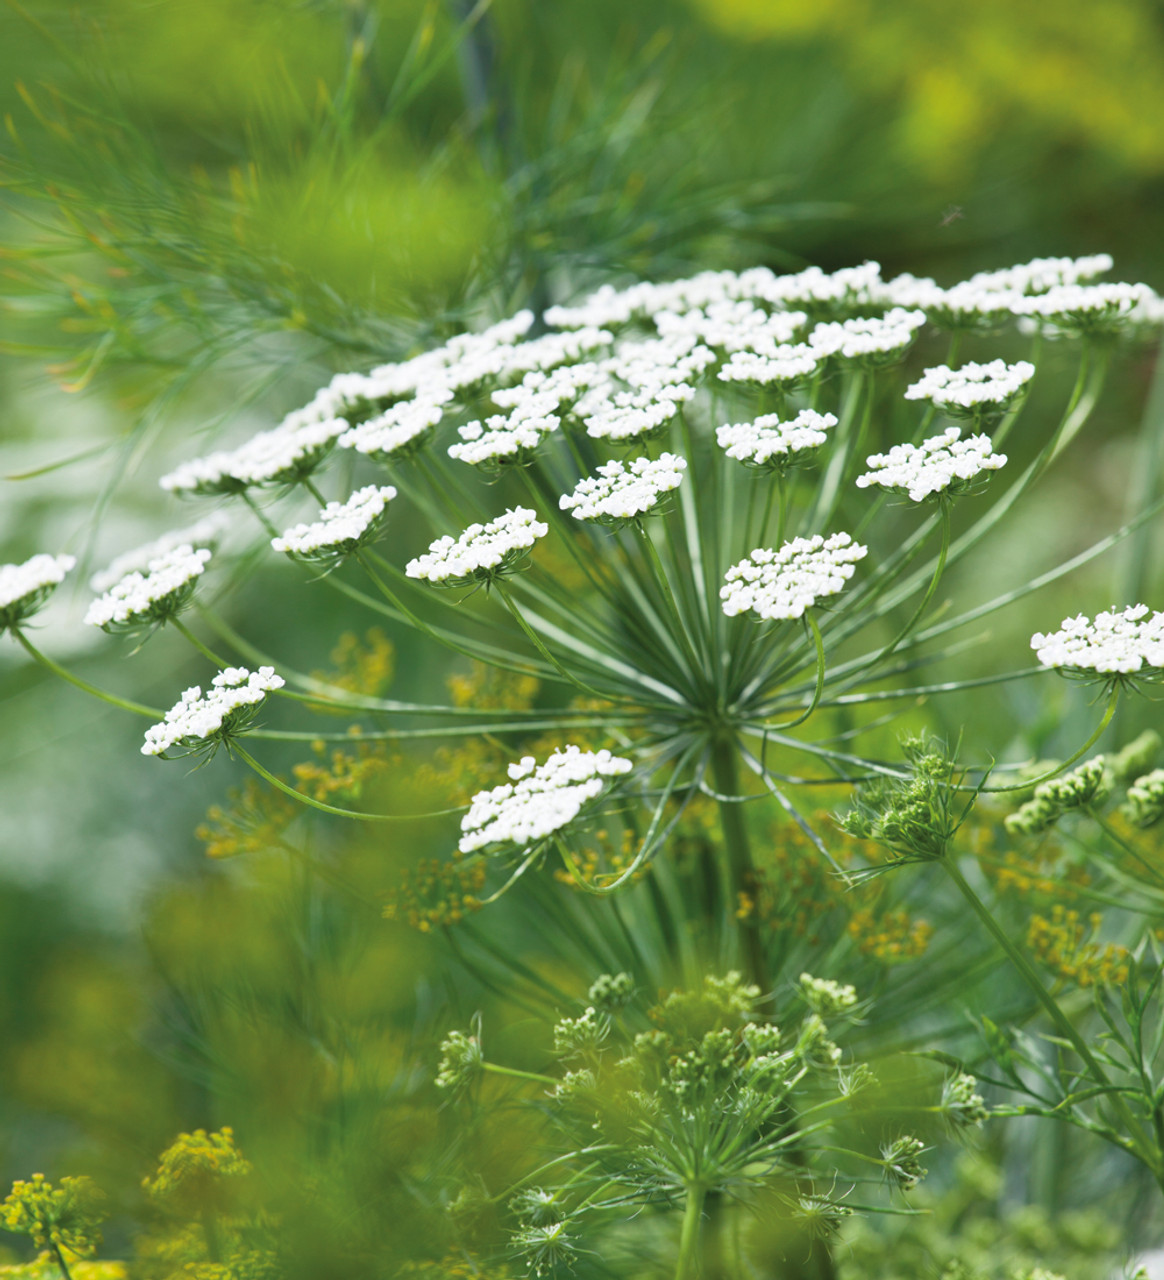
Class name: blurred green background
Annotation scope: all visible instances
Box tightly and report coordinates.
[1,0,1163,1272]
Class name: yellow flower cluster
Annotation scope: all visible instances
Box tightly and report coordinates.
[847,907,933,962]
[555,827,649,891]
[383,857,487,932]
[310,628,395,698]
[1,1175,106,1260]
[0,1258,126,1278]
[142,1128,251,1211]
[196,778,298,859]
[291,729,394,803]
[1027,907,1130,988]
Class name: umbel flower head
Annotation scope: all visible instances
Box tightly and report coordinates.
[405,507,548,588]
[0,553,75,634]
[143,666,285,758]
[1032,605,1164,681]
[1005,756,1110,835]
[84,544,211,634]
[142,1128,251,1214]
[271,485,396,567]
[716,410,837,472]
[905,359,1034,427]
[459,745,633,855]
[855,428,1007,504]
[559,453,687,523]
[1,1173,107,1260]
[721,534,867,620]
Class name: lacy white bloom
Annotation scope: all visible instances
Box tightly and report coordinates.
[757,261,887,314]
[721,534,867,620]
[0,553,75,630]
[1009,282,1153,334]
[967,254,1114,295]
[492,363,604,412]
[716,410,837,470]
[584,386,693,441]
[655,301,806,352]
[604,335,717,391]
[337,395,450,462]
[718,343,822,387]
[271,486,396,563]
[921,281,1024,332]
[905,360,1034,420]
[405,508,548,586]
[161,417,349,496]
[808,308,926,365]
[90,513,232,593]
[500,327,613,375]
[142,666,284,757]
[85,545,212,632]
[560,454,687,523]
[448,397,561,469]
[855,428,1007,503]
[458,745,633,854]
[1031,605,1164,676]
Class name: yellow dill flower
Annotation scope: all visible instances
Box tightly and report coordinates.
[1,1175,107,1261]
[311,627,395,698]
[1027,906,1130,988]
[384,857,487,932]
[142,1129,251,1213]
[196,778,298,859]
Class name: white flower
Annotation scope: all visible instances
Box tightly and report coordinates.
[459,745,633,854]
[160,417,349,496]
[448,397,561,469]
[716,410,837,470]
[718,343,822,387]
[90,513,232,593]
[655,301,807,351]
[808,308,926,365]
[721,534,867,620]
[142,666,284,757]
[584,386,694,442]
[559,454,687,523]
[756,261,887,314]
[798,973,858,1017]
[904,360,1034,419]
[1031,605,1164,677]
[855,428,1007,503]
[1010,282,1153,334]
[604,334,717,391]
[0,553,75,630]
[85,545,212,632]
[921,281,1025,332]
[499,327,613,375]
[271,486,397,563]
[405,507,548,587]
[337,394,450,462]
[965,254,1114,295]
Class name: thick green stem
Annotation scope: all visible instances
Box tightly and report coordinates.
[675,1183,706,1280]
[49,1244,74,1280]
[712,741,768,990]
[942,857,1160,1177]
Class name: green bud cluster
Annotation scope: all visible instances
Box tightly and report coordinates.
[1005,757,1109,835]
[1122,768,1164,829]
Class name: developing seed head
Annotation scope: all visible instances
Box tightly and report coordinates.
[1031,605,1164,679]
[1005,756,1110,835]
[1123,769,1164,829]
[855,427,1007,504]
[716,410,836,472]
[587,971,635,1012]
[84,545,211,634]
[940,1071,989,1130]
[881,1135,928,1192]
[797,973,858,1018]
[405,507,548,588]
[721,533,867,621]
[0,553,75,633]
[512,1219,577,1277]
[559,453,687,524]
[142,666,285,759]
[271,485,396,567]
[459,745,633,856]
[552,1007,609,1059]
[510,1187,566,1228]
[435,1027,484,1093]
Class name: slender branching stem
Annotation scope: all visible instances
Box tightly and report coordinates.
[11,628,162,717]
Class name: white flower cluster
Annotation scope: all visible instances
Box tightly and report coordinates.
[405,507,548,586]
[808,308,926,364]
[1010,282,1154,333]
[90,512,232,593]
[721,533,867,620]
[85,545,212,631]
[337,394,450,463]
[584,385,694,441]
[271,485,397,561]
[967,254,1113,294]
[458,745,633,855]
[142,666,284,757]
[560,454,687,523]
[716,410,837,470]
[717,343,822,387]
[855,427,1007,503]
[655,301,806,352]
[1123,769,1164,829]
[1032,605,1164,676]
[448,396,561,469]
[161,416,350,496]
[798,973,858,1017]
[905,360,1034,417]
[0,553,75,628]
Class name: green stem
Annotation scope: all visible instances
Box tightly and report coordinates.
[767,612,826,730]
[981,686,1118,794]
[869,497,952,669]
[941,856,1159,1175]
[233,743,459,822]
[171,617,230,668]
[482,1061,558,1087]
[11,628,162,717]
[494,584,609,699]
[242,491,281,538]
[50,1244,74,1280]
[633,520,705,684]
[712,740,768,990]
[675,1183,706,1280]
